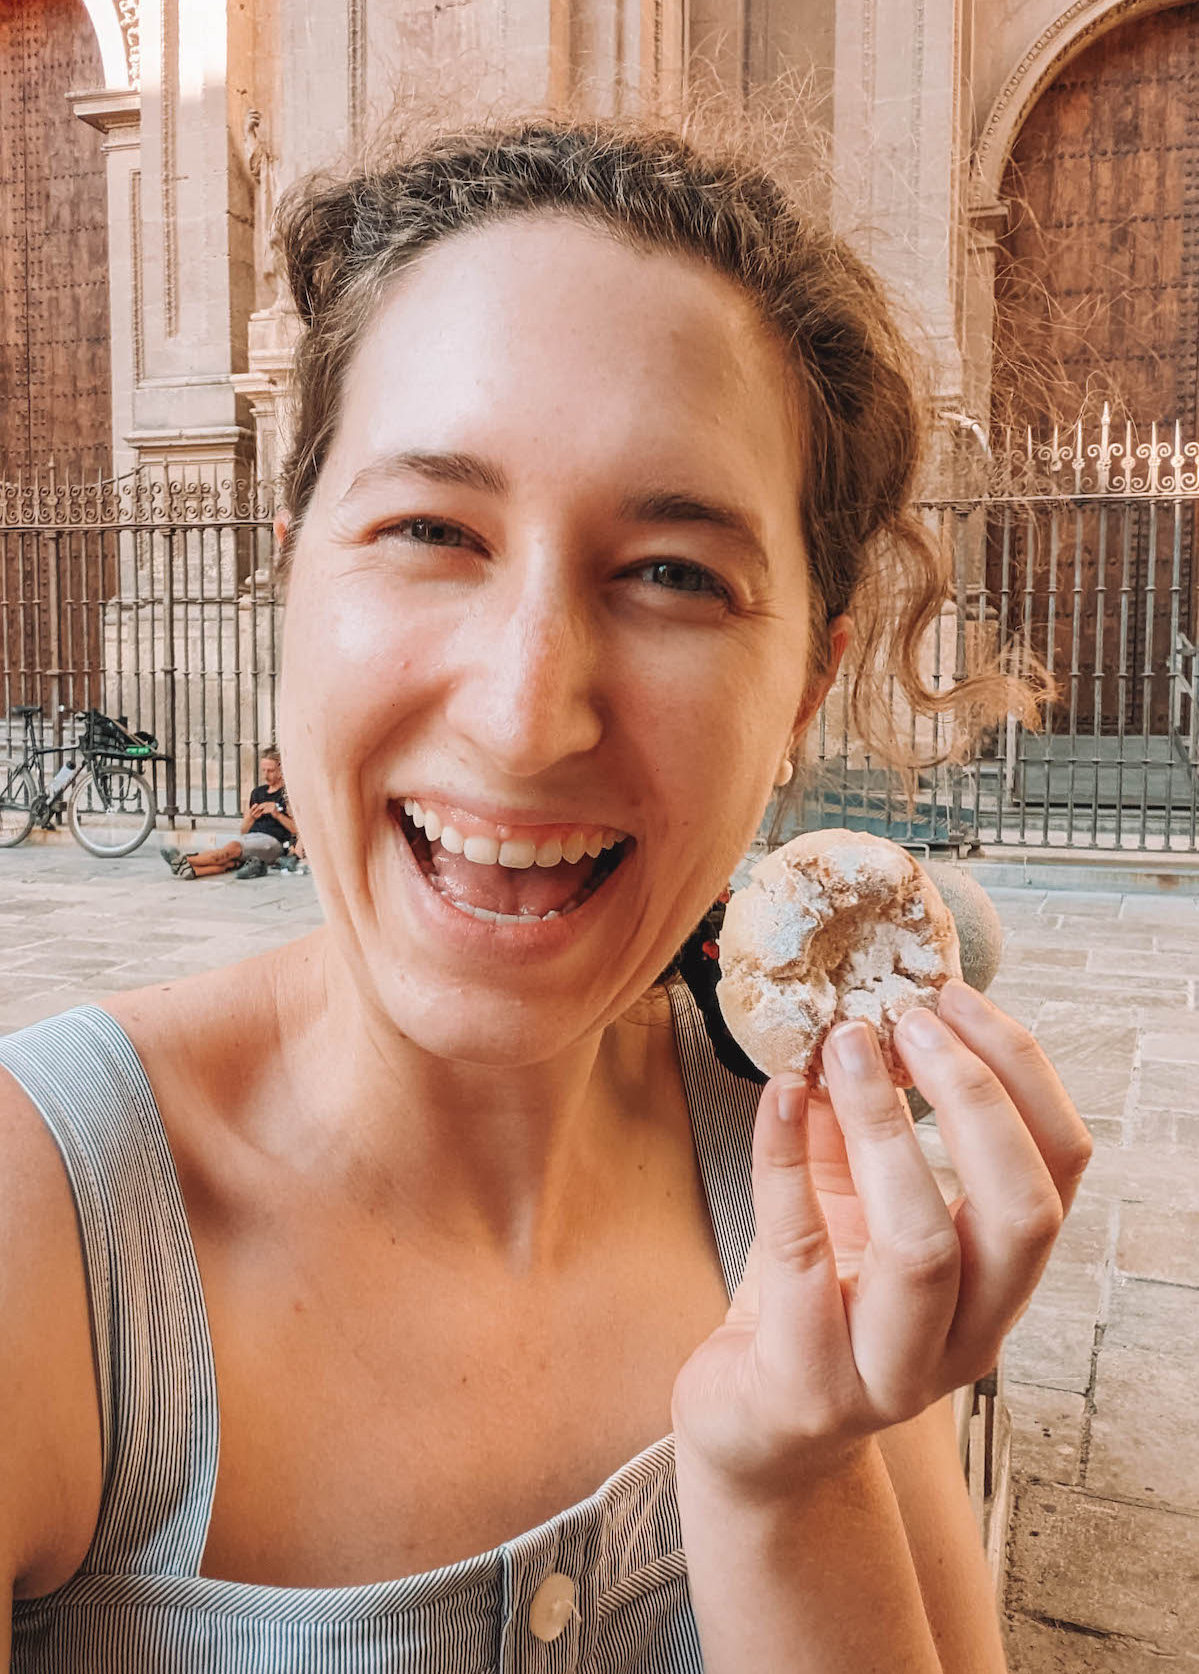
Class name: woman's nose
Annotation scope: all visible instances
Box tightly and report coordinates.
[444,588,605,778]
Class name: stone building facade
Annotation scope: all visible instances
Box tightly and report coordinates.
[0,0,1190,491]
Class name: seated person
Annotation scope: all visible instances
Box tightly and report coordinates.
[161,749,299,879]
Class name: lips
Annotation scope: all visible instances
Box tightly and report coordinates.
[395,799,633,923]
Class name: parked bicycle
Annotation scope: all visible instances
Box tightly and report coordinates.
[0,706,166,857]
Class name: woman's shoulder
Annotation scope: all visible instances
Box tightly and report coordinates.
[0,1048,105,1599]
[100,936,324,1219]
[103,935,314,1106]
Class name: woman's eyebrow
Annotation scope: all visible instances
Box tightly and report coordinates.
[340,450,510,503]
[618,489,770,576]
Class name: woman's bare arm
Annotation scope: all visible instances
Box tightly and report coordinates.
[678,1438,944,1674]
[0,1074,102,1615]
[876,1394,1008,1672]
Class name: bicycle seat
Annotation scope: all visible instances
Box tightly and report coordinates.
[10,705,42,717]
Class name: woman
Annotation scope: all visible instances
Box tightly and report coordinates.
[0,119,1090,1672]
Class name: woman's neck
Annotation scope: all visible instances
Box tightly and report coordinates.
[270,933,677,1274]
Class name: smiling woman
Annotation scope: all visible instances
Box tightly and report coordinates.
[0,117,1092,1674]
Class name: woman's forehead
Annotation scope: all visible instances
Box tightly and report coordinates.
[324,216,803,512]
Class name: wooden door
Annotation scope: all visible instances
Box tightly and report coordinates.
[0,0,111,477]
[990,1,1199,734]
[0,0,112,712]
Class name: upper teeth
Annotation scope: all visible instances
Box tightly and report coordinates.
[403,799,620,868]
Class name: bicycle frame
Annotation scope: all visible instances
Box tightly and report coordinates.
[7,713,86,821]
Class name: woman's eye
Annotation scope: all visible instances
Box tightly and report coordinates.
[392,517,468,547]
[635,560,730,601]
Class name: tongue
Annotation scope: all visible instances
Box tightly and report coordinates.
[429,843,600,916]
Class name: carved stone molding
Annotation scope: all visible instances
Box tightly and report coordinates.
[347,0,366,150]
[161,0,178,337]
[973,0,1179,199]
[117,0,139,89]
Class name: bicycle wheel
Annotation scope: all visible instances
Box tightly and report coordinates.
[67,764,156,857]
[0,764,36,847]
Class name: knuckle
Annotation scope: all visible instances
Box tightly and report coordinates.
[863,1100,914,1142]
[953,1058,1002,1104]
[1000,1193,1064,1251]
[887,1224,961,1285]
[767,1215,833,1274]
[1062,1126,1095,1178]
[1006,1027,1049,1075]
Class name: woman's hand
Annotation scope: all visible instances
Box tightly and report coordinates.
[671,977,1093,1497]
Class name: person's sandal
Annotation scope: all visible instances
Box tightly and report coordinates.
[160,846,195,879]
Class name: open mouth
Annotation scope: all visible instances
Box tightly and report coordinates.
[395,798,634,925]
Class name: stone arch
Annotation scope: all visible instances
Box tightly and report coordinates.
[974,0,1188,202]
[79,0,134,88]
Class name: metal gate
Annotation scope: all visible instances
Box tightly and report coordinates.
[799,415,1199,853]
[0,470,278,822]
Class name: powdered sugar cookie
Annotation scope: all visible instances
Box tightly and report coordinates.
[716,829,962,1085]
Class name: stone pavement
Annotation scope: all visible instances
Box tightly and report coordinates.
[1,833,1196,1669]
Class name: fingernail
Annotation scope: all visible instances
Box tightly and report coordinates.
[825,1020,880,1075]
[899,1005,948,1047]
[774,1076,808,1123]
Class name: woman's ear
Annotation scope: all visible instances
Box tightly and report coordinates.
[792,614,853,740]
[274,511,291,550]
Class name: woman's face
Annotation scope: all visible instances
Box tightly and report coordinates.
[280,216,819,1064]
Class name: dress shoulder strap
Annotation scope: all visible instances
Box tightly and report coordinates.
[0,1006,218,1577]
[667,980,761,1298]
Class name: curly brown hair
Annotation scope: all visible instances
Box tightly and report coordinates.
[274,115,1045,777]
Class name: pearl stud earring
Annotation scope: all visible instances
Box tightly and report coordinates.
[774,758,794,788]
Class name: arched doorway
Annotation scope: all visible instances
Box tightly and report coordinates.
[987,2,1199,777]
[0,0,112,477]
[991,1,1198,434]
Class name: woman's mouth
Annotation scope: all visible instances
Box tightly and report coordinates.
[395,797,633,924]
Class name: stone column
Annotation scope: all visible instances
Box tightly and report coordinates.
[832,0,971,413]
[126,0,254,482]
[71,88,142,481]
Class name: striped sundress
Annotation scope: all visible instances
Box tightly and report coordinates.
[0,984,760,1672]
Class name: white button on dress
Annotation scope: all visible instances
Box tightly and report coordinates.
[528,1572,577,1643]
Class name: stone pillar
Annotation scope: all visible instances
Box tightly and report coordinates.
[832,0,971,411]
[962,191,1009,434]
[71,88,142,481]
[126,0,254,482]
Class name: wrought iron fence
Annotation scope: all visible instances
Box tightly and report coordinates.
[3,419,1199,849]
[798,415,1199,853]
[0,470,277,823]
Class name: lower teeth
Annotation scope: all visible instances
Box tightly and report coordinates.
[448,900,565,924]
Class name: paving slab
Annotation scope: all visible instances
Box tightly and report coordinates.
[1004,1384,1088,1486]
[1116,1203,1199,1287]
[1079,1141,1199,1212]
[1041,892,1126,918]
[1028,1013,1136,1120]
[1087,947,1199,978]
[1006,1483,1199,1653]
[1137,1058,1199,1113]
[1129,1108,1199,1151]
[1003,1612,1199,1672]
[1005,1299,1101,1396]
[1086,1344,1197,1512]
[1140,1029,1199,1063]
